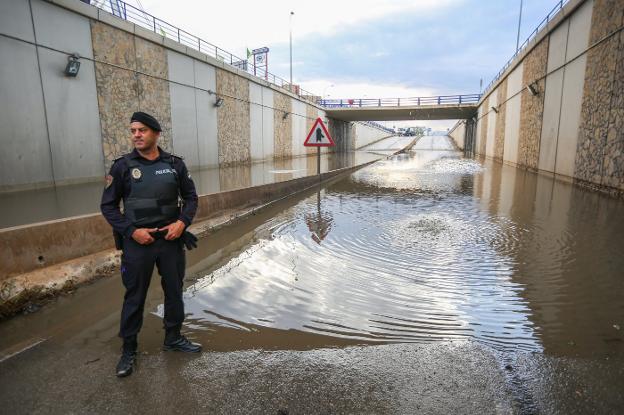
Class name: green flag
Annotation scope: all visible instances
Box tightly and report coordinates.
[246,48,252,59]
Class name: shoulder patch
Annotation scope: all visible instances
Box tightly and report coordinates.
[171,153,184,160]
[104,174,114,189]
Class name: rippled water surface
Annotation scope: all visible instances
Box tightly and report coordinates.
[181,136,624,356]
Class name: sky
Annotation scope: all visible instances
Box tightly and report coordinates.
[126,0,561,130]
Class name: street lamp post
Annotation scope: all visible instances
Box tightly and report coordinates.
[515,0,523,52]
[289,11,294,91]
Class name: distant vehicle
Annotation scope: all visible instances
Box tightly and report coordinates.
[403,127,416,136]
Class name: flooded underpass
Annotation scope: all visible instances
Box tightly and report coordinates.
[1,136,623,414]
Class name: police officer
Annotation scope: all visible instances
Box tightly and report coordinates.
[101,112,201,378]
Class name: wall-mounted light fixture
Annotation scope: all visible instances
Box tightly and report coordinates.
[214,97,224,107]
[64,53,81,77]
[282,112,290,120]
[527,83,539,96]
[491,106,498,114]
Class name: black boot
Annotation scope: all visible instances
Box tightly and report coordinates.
[163,328,202,353]
[116,336,137,377]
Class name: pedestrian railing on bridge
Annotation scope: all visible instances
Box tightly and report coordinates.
[482,0,570,96]
[359,121,395,134]
[318,94,481,108]
[89,0,318,101]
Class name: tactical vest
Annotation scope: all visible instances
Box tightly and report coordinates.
[123,155,180,227]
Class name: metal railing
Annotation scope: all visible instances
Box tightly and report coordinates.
[318,94,481,108]
[90,0,318,101]
[89,0,565,113]
[481,0,570,96]
[360,121,395,134]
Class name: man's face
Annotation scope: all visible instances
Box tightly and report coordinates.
[130,121,159,151]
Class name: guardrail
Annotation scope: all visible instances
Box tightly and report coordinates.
[318,94,481,108]
[481,0,570,96]
[360,121,395,134]
[90,0,318,101]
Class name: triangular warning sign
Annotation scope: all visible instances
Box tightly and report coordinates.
[304,117,335,147]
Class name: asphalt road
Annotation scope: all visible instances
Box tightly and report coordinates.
[1,332,623,414]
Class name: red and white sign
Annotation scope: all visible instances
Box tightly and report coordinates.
[304,118,335,147]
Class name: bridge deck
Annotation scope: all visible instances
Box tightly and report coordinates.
[325,104,478,121]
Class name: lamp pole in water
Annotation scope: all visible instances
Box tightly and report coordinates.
[515,0,524,52]
[289,11,294,91]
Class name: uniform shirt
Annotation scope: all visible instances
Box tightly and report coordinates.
[100,147,198,238]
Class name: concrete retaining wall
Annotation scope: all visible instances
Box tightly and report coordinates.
[0,0,384,193]
[353,123,393,149]
[448,121,466,150]
[461,0,624,195]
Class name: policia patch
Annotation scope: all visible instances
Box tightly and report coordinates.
[105,174,113,189]
[131,168,142,180]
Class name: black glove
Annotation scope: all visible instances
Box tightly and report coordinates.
[181,231,198,250]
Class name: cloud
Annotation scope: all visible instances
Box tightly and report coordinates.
[135,0,561,104]
[302,79,436,99]
[267,0,558,97]
[138,0,460,55]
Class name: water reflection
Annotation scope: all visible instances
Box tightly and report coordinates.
[181,138,624,357]
[304,191,333,244]
[0,151,380,229]
[183,149,534,352]
[475,158,624,357]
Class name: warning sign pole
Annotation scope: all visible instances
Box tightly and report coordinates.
[317,147,321,175]
[304,117,335,177]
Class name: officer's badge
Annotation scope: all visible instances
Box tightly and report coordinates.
[105,174,113,189]
[131,168,142,179]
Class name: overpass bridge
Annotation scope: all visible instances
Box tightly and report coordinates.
[319,94,480,122]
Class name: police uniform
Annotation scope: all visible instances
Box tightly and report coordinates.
[101,146,198,344]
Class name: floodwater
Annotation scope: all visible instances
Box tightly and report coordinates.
[177,134,624,357]
[0,151,380,229]
[1,135,623,413]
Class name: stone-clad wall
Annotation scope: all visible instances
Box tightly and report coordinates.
[306,105,318,155]
[473,0,624,196]
[575,0,624,190]
[478,96,489,156]
[91,22,172,169]
[328,119,352,153]
[216,69,251,165]
[305,106,318,171]
[603,25,624,190]
[349,122,357,150]
[273,92,293,159]
[494,78,507,161]
[518,38,549,171]
[91,22,139,167]
[135,38,172,153]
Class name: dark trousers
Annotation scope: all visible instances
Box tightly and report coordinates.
[119,237,186,339]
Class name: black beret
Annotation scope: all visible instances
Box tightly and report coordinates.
[130,111,162,132]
